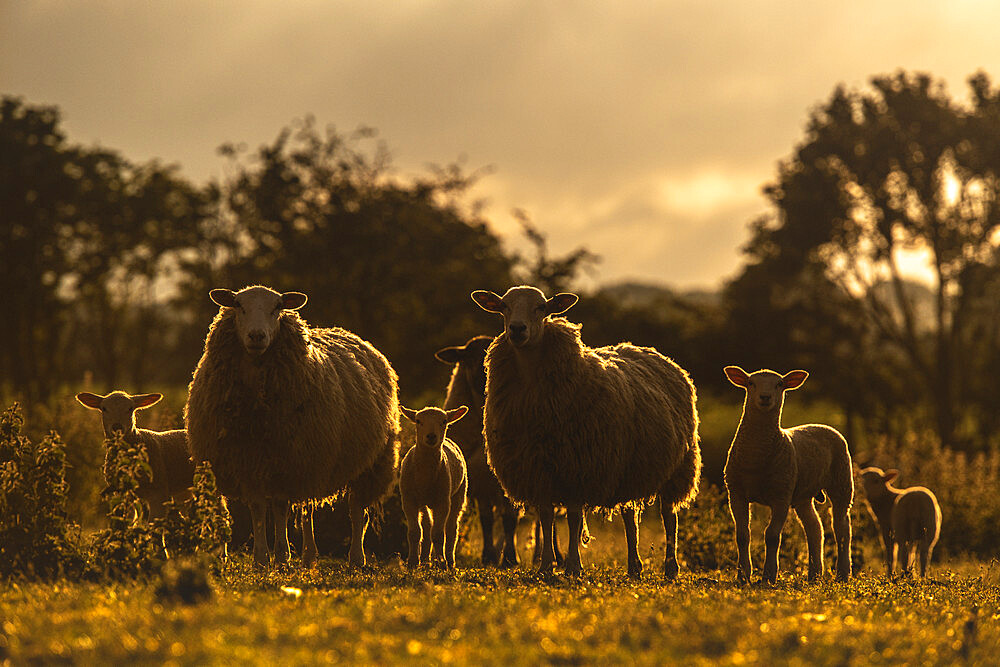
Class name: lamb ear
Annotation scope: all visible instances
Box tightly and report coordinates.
[471,290,505,313]
[210,289,236,308]
[281,292,308,310]
[446,406,469,424]
[435,346,464,364]
[76,392,105,409]
[546,293,578,315]
[400,407,418,422]
[884,469,899,482]
[782,370,809,390]
[724,366,750,388]
[131,393,162,410]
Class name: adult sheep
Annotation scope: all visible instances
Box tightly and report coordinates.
[185,285,400,568]
[472,286,701,579]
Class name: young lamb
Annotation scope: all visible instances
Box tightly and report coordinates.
[473,286,702,580]
[399,406,469,569]
[76,390,194,518]
[859,466,941,578]
[435,336,521,567]
[185,285,400,568]
[723,366,854,584]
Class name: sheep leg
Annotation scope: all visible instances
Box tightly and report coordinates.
[445,482,465,570]
[831,500,852,581]
[499,499,520,568]
[660,500,679,580]
[794,500,824,581]
[881,526,893,579]
[729,497,752,584]
[536,504,556,574]
[420,512,433,564]
[404,503,422,568]
[348,489,370,567]
[477,495,499,565]
[918,540,930,577]
[272,499,290,565]
[431,502,448,568]
[622,505,642,580]
[762,503,789,585]
[301,504,318,568]
[564,505,584,576]
[249,497,270,568]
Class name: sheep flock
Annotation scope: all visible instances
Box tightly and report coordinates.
[72,282,948,584]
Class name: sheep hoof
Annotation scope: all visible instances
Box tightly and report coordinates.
[564,563,583,577]
[628,568,642,581]
[663,559,679,581]
[499,554,520,569]
[481,548,499,566]
[349,550,367,568]
[302,550,317,569]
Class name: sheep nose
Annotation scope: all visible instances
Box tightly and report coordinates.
[111,423,124,433]
[248,330,266,345]
[425,433,437,445]
[508,323,527,339]
[759,395,772,404]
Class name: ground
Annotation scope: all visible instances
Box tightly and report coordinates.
[1,517,997,665]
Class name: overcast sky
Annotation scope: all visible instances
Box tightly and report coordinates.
[4,1,1000,290]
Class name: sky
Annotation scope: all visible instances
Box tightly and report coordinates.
[3,1,1000,290]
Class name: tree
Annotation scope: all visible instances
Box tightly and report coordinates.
[738,71,1000,448]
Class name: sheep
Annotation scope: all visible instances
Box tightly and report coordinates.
[859,466,941,578]
[76,390,195,518]
[472,286,702,579]
[435,335,522,567]
[184,285,400,568]
[723,366,854,584]
[399,406,469,568]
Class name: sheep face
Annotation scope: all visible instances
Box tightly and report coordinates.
[724,366,808,413]
[76,390,162,438]
[209,286,308,356]
[401,406,468,449]
[471,286,578,348]
[435,335,492,393]
[859,466,898,501]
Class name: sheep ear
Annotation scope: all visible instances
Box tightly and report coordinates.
[76,392,105,409]
[210,289,237,307]
[400,407,418,422]
[281,292,308,310]
[446,406,469,424]
[435,346,464,364]
[471,290,505,313]
[132,393,162,410]
[546,293,578,315]
[884,469,899,482]
[782,370,809,390]
[724,366,750,388]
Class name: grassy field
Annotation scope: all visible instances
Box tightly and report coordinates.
[2,517,997,665]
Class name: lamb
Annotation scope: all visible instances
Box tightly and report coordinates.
[723,366,854,584]
[859,466,941,578]
[435,336,521,567]
[184,285,400,568]
[399,406,469,568]
[472,286,702,579]
[76,390,194,518]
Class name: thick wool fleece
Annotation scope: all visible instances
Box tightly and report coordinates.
[483,318,701,511]
[185,308,400,505]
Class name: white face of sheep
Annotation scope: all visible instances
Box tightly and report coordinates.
[209,286,308,356]
[471,286,578,348]
[76,390,162,438]
[724,366,808,413]
[401,406,469,449]
[859,466,898,500]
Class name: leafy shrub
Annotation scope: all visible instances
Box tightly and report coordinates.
[159,462,231,557]
[0,403,85,578]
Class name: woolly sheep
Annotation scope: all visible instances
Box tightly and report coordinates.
[472,286,702,579]
[76,390,194,518]
[399,406,469,568]
[723,366,854,583]
[435,336,522,567]
[185,285,400,568]
[859,466,941,578]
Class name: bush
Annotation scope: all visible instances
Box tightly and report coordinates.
[0,403,86,578]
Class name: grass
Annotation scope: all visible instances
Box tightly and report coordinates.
[2,518,997,665]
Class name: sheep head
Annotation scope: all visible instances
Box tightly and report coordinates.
[401,406,468,449]
[471,285,577,348]
[76,390,162,439]
[209,285,307,356]
[724,366,808,413]
[859,466,899,501]
[435,335,492,394]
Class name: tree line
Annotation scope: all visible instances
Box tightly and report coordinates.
[4,70,1000,452]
